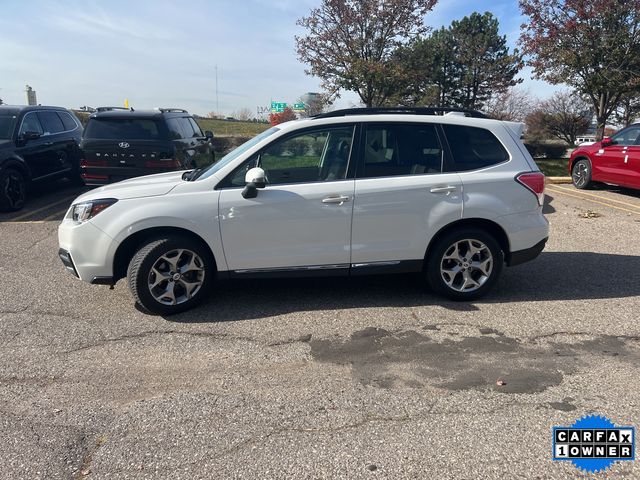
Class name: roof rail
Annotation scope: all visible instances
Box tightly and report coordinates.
[95,106,135,112]
[154,107,189,113]
[313,107,486,119]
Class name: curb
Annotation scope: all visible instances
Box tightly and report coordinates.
[545,177,572,185]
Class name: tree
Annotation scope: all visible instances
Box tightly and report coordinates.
[484,88,535,122]
[519,0,640,140]
[268,107,297,126]
[614,93,640,128]
[296,0,437,107]
[525,91,591,145]
[449,12,523,109]
[231,108,253,121]
[298,93,332,117]
[392,12,523,110]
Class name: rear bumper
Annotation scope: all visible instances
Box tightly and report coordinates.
[507,237,547,266]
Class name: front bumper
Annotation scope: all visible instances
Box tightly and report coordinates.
[58,217,117,283]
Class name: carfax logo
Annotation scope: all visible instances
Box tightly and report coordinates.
[552,415,635,473]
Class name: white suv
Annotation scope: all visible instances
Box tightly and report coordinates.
[58,108,548,315]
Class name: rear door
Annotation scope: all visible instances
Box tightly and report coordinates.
[37,110,76,175]
[166,117,213,169]
[350,122,463,269]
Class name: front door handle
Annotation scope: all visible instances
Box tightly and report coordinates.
[322,195,350,205]
[429,185,457,194]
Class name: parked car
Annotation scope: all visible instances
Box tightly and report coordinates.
[59,107,549,315]
[570,123,640,190]
[80,107,214,185]
[0,105,83,211]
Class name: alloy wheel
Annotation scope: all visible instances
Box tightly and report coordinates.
[148,249,205,305]
[440,239,493,293]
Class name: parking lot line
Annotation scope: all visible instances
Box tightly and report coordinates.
[547,186,640,215]
[6,195,75,222]
[549,184,640,210]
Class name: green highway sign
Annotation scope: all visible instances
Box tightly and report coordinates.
[270,101,287,113]
[293,102,306,112]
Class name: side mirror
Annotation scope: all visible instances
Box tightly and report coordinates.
[22,131,41,142]
[241,167,266,199]
[601,136,613,147]
[204,130,214,140]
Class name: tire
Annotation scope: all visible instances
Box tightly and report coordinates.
[426,228,503,301]
[0,168,27,212]
[127,236,215,315]
[572,159,593,190]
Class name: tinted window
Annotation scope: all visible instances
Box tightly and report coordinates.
[37,111,65,134]
[84,118,162,140]
[166,118,186,139]
[179,118,197,138]
[442,125,509,171]
[188,118,203,137]
[612,126,640,146]
[361,123,443,178]
[19,112,44,135]
[58,111,78,131]
[0,116,16,140]
[258,126,354,185]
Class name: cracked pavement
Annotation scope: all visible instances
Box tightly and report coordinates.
[0,184,639,479]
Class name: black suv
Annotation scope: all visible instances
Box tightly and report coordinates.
[0,105,83,211]
[81,107,214,185]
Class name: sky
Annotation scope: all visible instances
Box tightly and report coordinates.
[0,0,561,117]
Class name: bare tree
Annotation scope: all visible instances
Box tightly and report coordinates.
[484,88,536,122]
[232,108,253,121]
[525,91,591,145]
[296,0,437,107]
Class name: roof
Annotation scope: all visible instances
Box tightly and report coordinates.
[0,104,69,115]
[90,108,191,120]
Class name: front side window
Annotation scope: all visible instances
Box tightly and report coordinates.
[84,118,162,140]
[361,123,444,178]
[611,126,640,146]
[0,116,16,140]
[258,126,354,185]
[442,125,509,171]
[19,113,44,136]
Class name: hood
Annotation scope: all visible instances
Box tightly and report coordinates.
[74,170,186,203]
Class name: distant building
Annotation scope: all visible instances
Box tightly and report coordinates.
[25,85,37,106]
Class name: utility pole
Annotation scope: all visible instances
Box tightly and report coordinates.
[215,65,219,116]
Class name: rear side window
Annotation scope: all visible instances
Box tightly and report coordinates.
[166,117,199,139]
[37,111,65,135]
[58,111,78,131]
[361,123,444,178]
[442,125,509,171]
[188,118,203,137]
[84,118,162,140]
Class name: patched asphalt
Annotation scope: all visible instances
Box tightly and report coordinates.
[0,183,639,479]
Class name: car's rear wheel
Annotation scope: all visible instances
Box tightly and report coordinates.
[0,168,27,212]
[572,159,594,189]
[426,228,503,301]
[127,236,214,315]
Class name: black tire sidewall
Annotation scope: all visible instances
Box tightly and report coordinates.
[128,236,215,315]
[426,228,503,301]
[572,159,592,189]
[0,168,27,212]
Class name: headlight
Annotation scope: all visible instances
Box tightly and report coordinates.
[72,198,118,223]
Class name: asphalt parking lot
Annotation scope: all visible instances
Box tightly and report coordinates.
[1,181,639,479]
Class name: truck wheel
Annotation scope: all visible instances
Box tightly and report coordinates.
[0,168,27,212]
[127,236,214,315]
[426,228,503,301]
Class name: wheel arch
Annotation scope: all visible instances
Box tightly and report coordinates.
[113,226,218,282]
[424,218,510,266]
[569,155,591,172]
[1,157,31,181]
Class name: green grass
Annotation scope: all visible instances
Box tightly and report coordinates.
[195,118,270,137]
[535,158,569,177]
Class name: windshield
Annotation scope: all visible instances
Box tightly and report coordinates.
[195,126,280,181]
[0,116,16,140]
[84,118,163,140]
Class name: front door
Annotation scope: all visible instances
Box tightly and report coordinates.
[218,125,356,271]
[596,125,640,186]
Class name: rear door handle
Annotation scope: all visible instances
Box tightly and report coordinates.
[322,195,350,205]
[429,185,457,194]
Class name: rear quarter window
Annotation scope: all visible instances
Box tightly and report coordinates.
[442,125,509,172]
[84,118,163,140]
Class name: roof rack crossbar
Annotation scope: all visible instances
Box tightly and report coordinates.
[313,107,486,119]
[155,107,189,113]
[95,106,135,112]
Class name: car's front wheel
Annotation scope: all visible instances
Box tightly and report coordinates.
[572,159,594,189]
[426,228,503,301]
[0,168,27,212]
[127,236,214,315]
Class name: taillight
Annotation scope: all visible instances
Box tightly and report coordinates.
[145,159,182,169]
[81,159,108,167]
[516,172,545,206]
[81,173,108,181]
